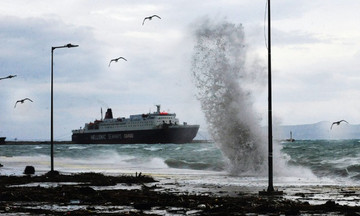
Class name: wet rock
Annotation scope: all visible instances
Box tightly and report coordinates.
[285,207,300,215]
[1,173,360,215]
[134,202,152,210]
[45,170,59,177]
[344,211,360,216]
[78,186,96,195]
[197,204,206,209]
[324,200,337,208]
[23,166,35,175]
[294,192,305,197]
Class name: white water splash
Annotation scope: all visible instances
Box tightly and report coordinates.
[191,17,267,175]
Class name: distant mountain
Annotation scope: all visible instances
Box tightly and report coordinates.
[276,121,360,140]
[195,121,360,141]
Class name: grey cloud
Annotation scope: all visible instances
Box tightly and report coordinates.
[0,15,104,82]
[272,29,323,46]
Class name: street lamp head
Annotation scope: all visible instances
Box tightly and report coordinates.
[52,43,79,51]
[66,43,79,48]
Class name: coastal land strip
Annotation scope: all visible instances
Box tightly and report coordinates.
[1,172,360,215]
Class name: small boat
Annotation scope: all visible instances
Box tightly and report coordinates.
[0,137,6,145]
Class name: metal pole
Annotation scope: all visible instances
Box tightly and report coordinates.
[267,0,274,193]
[49,44,78,174]
[51,47,54,172]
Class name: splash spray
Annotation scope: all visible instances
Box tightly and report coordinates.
[191,17,267,175]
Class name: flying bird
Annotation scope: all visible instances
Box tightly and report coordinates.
[14,98,33,108]
[0,75,17,80]
[108,57,127,67]
[142,15,161,25]
[330,120,349,129]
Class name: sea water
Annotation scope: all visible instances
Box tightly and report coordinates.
[0,142,223,175]
[1,140,359,184]
[1,140,360,206]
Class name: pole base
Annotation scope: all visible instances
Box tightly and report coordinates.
[259,189,283,196]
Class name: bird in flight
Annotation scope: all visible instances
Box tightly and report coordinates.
[142,15,161,25]
[14,98,33,108]
[0,75,17,80]
[330,120,349,129]
[108,57,127,67]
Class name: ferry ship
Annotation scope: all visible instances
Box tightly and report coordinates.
[72,105,200,144]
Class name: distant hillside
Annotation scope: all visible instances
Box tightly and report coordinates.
[195,121,360,141]
[276,121,360,140]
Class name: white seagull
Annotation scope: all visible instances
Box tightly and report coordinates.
[108,57,127,67]
[330,120,349,130]
[14,98,33,108]
[142,15,161,25]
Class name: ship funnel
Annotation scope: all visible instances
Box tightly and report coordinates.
[105,108,113,119]
[156,105,160,113]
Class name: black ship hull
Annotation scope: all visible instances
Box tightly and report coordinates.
[0,137,5,145]
[72,126,199,144]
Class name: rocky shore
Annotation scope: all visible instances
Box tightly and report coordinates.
[1,172,360,215]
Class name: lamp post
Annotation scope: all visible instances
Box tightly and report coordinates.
[267,0,274,193]
[259,0,282,196]
[50,43,78,173]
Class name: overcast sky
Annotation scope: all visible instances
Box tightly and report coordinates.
[1,0,360,141]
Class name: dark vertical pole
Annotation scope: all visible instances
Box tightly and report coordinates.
[267,0,274,192]
[51,47,54,172]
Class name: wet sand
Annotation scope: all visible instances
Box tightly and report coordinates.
[1,172,360,215]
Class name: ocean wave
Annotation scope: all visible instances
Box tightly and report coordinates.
[1,141,359,184]
[165,158,223,171]
[68,146,88,150]
[347,164,360,172]
[117,145,142,149]
[144,147,163,152]
[351,173,360,180]
[192,147,213,152]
